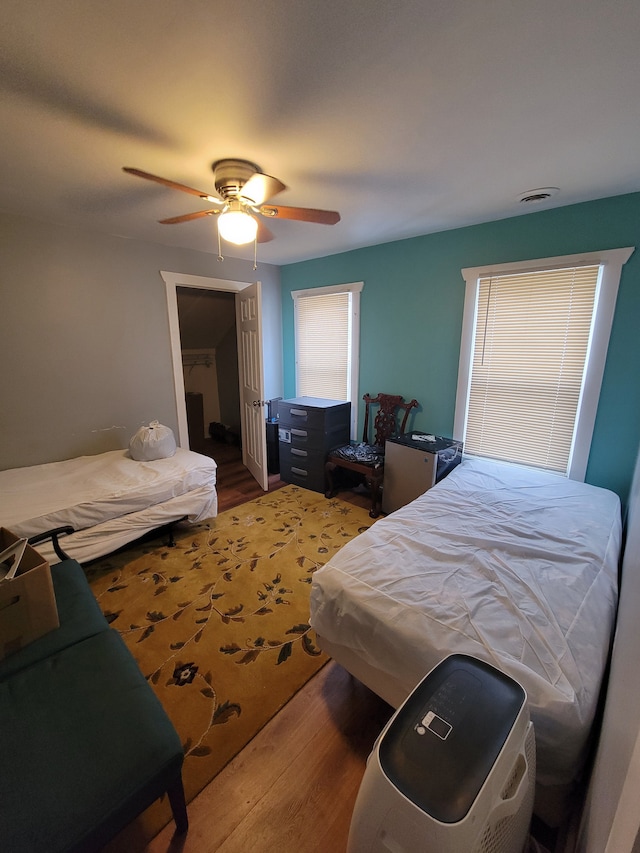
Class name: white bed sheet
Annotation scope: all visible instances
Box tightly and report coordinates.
[0,448,218,562]
[310,457,621,799]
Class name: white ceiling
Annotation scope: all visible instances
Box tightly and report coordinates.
[1,0,639,267]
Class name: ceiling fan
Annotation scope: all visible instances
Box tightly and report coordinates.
[123,158,341,249]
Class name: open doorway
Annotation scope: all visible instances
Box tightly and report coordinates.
[161,271,269,491]
[177,287,240,454]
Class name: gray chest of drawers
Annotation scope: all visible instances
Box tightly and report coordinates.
[277,397,351,493]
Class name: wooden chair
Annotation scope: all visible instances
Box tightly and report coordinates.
[325,393,419,518]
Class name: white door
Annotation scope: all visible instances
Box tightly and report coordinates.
[236,282,268,491]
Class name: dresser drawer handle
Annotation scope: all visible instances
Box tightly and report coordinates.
[291,448,307,457]
[291,466,307,477]
[291,428,307,438]
[289,408,307,417]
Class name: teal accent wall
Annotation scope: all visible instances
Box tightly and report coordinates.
[281,192,640,507]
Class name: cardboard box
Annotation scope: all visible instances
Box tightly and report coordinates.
[0,528,59,660]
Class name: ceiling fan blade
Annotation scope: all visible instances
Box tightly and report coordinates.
[258,204,340,225]
[159,209,221,224]
[123,167,222,203]
[240,172,286,206]
[256,219,275,243]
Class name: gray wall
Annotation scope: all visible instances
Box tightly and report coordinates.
[0,212,282,470]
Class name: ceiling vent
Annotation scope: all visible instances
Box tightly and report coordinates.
[518,187,560,204]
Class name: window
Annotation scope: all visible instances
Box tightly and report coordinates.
[454,248,633,479]
[292,282,363,437]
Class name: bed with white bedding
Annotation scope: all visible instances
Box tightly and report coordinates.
[0,448,218,564]
[310,456,622,825]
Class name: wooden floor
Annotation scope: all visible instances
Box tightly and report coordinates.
[144,661,391,853]
[202,438,287,513]
[203,437,372,515]
[141,441,385,853]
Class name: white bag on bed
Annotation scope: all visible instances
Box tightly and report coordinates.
[129,421,176,461]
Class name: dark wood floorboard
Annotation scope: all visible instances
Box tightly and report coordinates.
[200,438,286,513]
[144,662,391,853]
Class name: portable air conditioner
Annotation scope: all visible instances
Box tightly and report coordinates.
[348,654,535,853]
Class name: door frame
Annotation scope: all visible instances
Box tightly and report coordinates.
[161,270,256,448]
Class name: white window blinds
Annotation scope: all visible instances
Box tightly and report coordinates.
[295,291,350,400]
[466,264,600,473]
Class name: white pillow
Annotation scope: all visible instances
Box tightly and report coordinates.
[129,421,177,461]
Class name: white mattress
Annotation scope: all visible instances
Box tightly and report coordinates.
[0,448,218,562]
[310,457,621,800]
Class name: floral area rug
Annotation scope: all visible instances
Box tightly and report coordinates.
[86,484,374,848]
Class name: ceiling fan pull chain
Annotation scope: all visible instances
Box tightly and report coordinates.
[253,237,257,271]
[217,228,224,263]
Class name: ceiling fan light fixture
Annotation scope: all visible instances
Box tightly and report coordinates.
[217,206,258,245]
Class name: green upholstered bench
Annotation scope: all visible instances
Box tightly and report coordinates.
[0,559,188,852]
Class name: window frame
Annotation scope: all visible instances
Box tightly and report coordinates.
[454,247,633,480]
[292,281,363,439]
